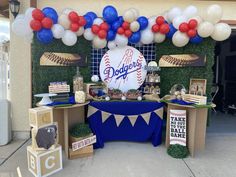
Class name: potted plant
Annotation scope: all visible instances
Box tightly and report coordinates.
[126,89,142,100]
[108,88,123,99]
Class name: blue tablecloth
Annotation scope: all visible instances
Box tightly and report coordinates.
[87,101,164,148]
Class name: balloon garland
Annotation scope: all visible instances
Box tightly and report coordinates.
[12,4,231,49]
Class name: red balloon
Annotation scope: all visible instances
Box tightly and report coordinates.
[32,9,44,21]
[152,24,160,33]
[188,19,198,29]
[100,22,109,31]
[187,29,197,38]
[91,25,100,34]
[68,11,79,23]
[122,22,130,30]
[179,23,189,33]
[124,30,132,37]
[117,27,125,34]
[70,23,80,32]
[159,24,170,34]
[156,16,165,25]
[41,17,53,29]
[98,30,107,39]
[30,20,42,31]
[78,16,87,26]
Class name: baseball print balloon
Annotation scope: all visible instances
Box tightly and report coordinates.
[99,46,147,92]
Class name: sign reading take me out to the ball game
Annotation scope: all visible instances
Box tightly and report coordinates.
[170,109,187,146]
[99,46,147,92]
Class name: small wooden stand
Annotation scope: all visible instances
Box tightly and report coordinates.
[165,102,208,157]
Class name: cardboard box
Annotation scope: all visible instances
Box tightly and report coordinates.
[29,107,53,128]
[27,145,62,177]
[31,123,59,151]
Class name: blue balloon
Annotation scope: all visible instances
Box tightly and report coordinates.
[118,16,124,23]
[83,15,93,29]
[85,12,97,21]
[107,30,116,41]
[102,5,118,24]
[190,34,203,44]
[128,32,141,44]
[137,16,148,30]
[166,24,177,39]
[42,7,58,24]
[112,20,122,32]
[37,29,53,44]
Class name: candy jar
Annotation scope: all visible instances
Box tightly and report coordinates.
[73,67,84,93]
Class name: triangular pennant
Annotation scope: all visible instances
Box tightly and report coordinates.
[128,115,138,127]
[141,112,152,125]
[114,114,125,127]
[87,106,98,118]
[101,111,111,123]
[154,107,164,119]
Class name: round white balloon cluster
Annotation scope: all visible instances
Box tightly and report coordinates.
[12,4,231,48]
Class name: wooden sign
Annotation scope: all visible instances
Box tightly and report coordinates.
[40,52,87,66]
[72,135,96,151]
[159,54,206,67]
[170,110,186,146]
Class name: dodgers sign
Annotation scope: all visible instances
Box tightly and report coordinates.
[99,46,147,92]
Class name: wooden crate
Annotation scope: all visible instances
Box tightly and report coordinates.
[183,94,207,105]
[27,145,62,177]
[29,107,53,128]
[69,145,93,159]
[31,123,59,151]
[189,78,207,95]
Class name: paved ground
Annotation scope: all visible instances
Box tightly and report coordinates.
[0,112,235,177]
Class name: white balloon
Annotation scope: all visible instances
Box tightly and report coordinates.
[148,16,157,29]
[62,30,77,46]
[183,5,198,19]
[129,8,139,19]
[130,21,140,32]
[58,14,70,29]
[197,21,214,38]
[162,11,171,23]
[211,23,231,41]
[189,16,203,26]
[173,15,187,29]
[115,34,128,47]
[108,41,117,50]
[154,33,166,43]
[140,29,154,44]
[52,24,65,39]
[123,9,136,23]
[12,18,32,37]
[204,4,223,24]
[25,7,35,22]
[24,32,34,43]
[93,18,103,25]
[62,8,73,15]
[76,27,84,36]
[15,14,25,20]
[172,31,189,47]
[83,28,95,41]
[167,7,182,22]
[93,36,107,49]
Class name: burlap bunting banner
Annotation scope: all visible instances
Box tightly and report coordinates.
[88,106,163,127]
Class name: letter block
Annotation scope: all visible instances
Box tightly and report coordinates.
[29,107,53,128]
[27,145,63,177]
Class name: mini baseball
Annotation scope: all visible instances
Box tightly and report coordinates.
[137,96,142,101]
[105,96,110,101]
[148,61,158,67]
[91,75,99,82]
[121,96,126,101]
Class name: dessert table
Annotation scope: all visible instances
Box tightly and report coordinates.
[87,101,164,148]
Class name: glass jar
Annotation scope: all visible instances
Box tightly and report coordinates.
[73,67,84,93]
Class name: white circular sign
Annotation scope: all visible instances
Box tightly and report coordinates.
[99,46,147,92]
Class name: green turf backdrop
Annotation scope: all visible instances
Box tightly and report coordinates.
[32,36,91,106]
[32,37,215,106]
[156,38,215,98]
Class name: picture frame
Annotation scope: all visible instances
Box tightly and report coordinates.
[189,78,207,96]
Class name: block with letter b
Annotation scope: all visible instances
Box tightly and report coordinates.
[27,145,63,177]
[29,107,53,128]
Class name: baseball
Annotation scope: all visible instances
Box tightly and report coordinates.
[105,96,110,101]
[91,75,99,82]
[121,96,126,101]
[137,96,142,101]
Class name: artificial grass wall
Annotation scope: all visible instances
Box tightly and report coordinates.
[32,36,91,106]
[156,38,215,98]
